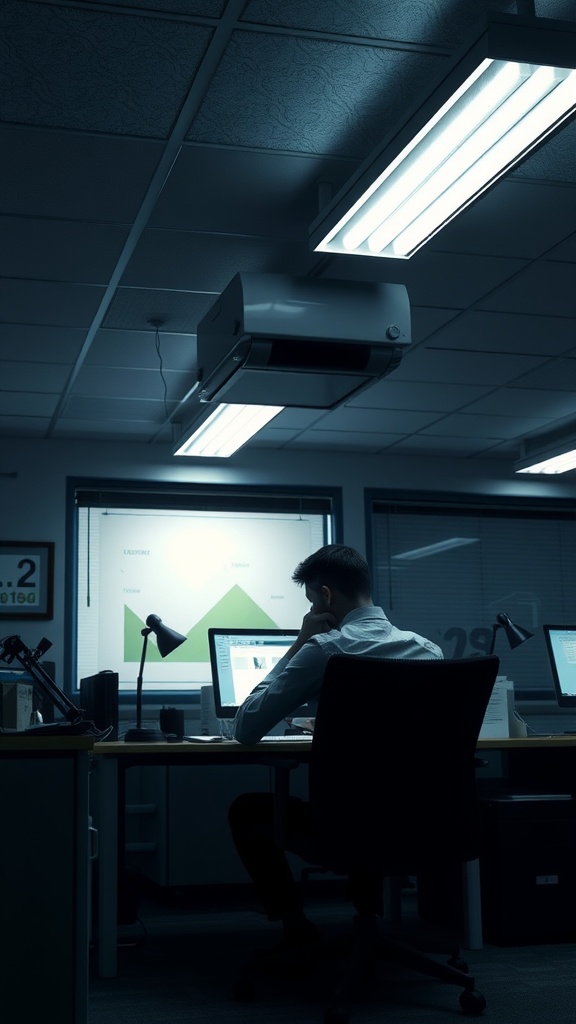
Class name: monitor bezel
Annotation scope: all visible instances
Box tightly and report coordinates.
[543,624,576,707]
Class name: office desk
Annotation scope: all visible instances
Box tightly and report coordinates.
[0,736,92,1024]
[92,734,576,978]
[478,735,576,750]
[92,738,313,977]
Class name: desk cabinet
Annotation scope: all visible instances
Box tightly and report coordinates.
[123,761,309,887]
[0,741,91,1024]
[480,795,576,945]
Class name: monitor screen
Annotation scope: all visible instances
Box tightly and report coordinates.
[208,627,298,718]
[543,625,576,706]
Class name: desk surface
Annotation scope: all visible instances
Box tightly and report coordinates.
[91,734,576,757]
[0,735,94,752]
[477,734,576,749]
[94,737,314,757]
[1,733,574,756]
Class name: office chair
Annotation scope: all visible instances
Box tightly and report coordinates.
[238,653,499,1023]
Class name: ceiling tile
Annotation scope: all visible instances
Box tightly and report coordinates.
[0,126,163,222]
[420,411,561,439]
[0,392,59,416]
[52,418,169,441]
[479,263,576,317]
[1,2,211,136]
[326,251,528,308]
[281,431,399,453]
[510,357,576,391]
[463,386,576,420]
[513,119,576,185]
[387,434,504,456]
[150,146,355,237]
[0,280,105,327]
[349,379,492,411]
[240,0,517,46]
[393,349,547,386]
[430,180,576,259]
[0,326,87,363]
[0,217,131,283]
[103,289,213,333]
[62,395,167,421]
[121,230,308,289]
[316,406,441,433]
[424,310,576,356]
[188,30,445,157]
[0,415,51,437]
[410,307,460,344]
[72,365,190,403]
[85,329,196,373]
[0,362,70,392]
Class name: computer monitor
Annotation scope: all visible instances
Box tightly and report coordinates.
[543,625,576,706]
[208,627,298,719]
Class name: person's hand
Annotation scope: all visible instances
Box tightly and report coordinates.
[297,607,337,645]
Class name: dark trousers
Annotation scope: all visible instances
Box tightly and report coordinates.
[228,792,383,921]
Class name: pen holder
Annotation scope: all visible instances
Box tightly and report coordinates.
[159,706,184,740]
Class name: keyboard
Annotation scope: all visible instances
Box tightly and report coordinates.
[260,733,313,742]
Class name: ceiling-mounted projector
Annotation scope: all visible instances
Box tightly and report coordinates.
[195,273,410,408]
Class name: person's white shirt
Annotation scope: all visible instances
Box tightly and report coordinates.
[233,605,443,744]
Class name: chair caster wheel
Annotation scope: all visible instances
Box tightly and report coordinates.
[459,988,486,1015]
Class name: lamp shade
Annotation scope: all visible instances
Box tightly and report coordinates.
[145,614,187,657]
[489,611,534,655]
[495,612,534,649]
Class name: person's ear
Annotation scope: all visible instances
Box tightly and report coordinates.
[320,585,332,608]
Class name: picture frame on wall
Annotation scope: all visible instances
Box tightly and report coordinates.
[0,542,55,620]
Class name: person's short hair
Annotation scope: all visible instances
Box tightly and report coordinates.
[292,544,372,599]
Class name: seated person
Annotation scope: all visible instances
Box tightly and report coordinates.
[229,543,442,954]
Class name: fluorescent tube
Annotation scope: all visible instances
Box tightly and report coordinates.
[516,450,576,474]
[174,403,284,457]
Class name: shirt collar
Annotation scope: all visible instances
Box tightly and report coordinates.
[339,605,388,627]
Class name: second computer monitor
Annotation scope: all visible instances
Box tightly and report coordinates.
[543,624,576,707]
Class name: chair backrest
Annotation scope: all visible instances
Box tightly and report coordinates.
[308,654,500,877]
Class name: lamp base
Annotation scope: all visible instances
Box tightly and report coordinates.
[124,726,165,743]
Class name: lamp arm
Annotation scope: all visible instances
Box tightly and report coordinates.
[489,623,501,656]
[0,635,84,725]
[135,629,151,731]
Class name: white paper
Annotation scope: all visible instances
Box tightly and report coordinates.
[479,675,511,738]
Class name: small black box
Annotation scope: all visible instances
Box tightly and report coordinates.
[80,670,119,740]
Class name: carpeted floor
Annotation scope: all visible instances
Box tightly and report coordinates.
[88,883,576,1024]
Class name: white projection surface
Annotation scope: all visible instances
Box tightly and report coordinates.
[76,508,327,690]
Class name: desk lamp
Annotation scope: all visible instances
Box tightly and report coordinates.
[489,612,534,655]
[0,633,88,732]
[124,614,187,742]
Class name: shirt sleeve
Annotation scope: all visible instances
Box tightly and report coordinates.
[233,641,327,744]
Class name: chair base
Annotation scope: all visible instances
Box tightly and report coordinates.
[325,913,486,1022]
[234,912,486,1021]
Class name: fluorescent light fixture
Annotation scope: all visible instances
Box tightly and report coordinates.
[173,403,283,458]
[392,538,479,561]
[516,449,576,474]
[310,13,576,259]
[515,431,576,474]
